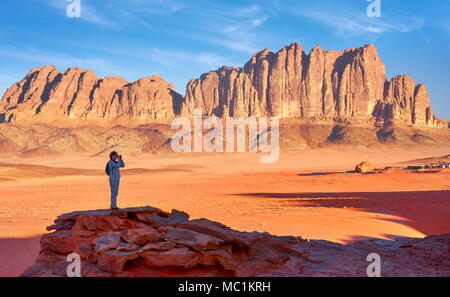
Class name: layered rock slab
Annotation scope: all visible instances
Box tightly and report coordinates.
[22,206,450,277]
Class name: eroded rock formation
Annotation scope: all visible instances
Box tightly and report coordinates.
[0,66,182,124]
[0,43,448,129]
[184,43,446,128]
[355,161,374,173]
[22,207,450,277]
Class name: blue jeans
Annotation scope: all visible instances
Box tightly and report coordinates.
[109,178,120,208]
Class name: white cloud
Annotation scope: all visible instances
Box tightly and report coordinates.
[235,4,260,16]
[179,5,271,54]
[0,73,23,98]
[143,48,231,69]
[41,0,267,55]
[137,1,272,55]
[294,5,425,36]
[60,41,237,74]
[42,0,272,55]
[107,0,187,16]
[0,46,137,79]
[251,16,269,27]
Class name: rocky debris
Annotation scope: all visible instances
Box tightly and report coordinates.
[0,123,173,157]
[1,43,448,129]
[0,120,447,158]
[349,234,450,277]
[22,206,450,277]
[355,161,374,173]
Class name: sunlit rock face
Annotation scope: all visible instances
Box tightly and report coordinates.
[0,66,180,124]
[184,43,446,128]
[0,43,447,128]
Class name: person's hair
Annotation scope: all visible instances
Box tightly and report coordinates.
[110,151,118,160]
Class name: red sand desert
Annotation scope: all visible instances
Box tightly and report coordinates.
[0,145,449,276]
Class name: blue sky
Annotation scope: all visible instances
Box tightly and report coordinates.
[0,0,449,119]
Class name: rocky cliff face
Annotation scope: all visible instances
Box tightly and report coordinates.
[184,43,446,128]
[22,207,450,277]
[0,66,182,124]
[374,74,435,126]
[0,43,448,128]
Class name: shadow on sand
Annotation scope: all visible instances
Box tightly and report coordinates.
[297,171,348,176]
[235,190,450,237]
[0,236,41,277]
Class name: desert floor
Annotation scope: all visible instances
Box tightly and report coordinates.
[0,145,449,276]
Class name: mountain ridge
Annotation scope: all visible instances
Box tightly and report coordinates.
[0,65,182,125]
[184,43,447,129]
[0,42,448,129]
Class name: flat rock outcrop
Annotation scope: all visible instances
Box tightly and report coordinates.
[22,206,450,277]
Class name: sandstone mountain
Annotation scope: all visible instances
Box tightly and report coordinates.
[1,43,448,129]
[23,206,450,277]
[184,43,447,129]
[0,43,449,156]
[0,66,182,124]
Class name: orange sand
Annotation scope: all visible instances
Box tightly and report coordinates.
[0,145,449,276]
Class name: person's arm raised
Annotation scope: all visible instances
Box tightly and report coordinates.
[109,159,122,168]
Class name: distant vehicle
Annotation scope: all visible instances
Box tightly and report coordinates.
[406,166,424,170]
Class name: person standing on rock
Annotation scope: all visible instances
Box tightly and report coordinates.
[105,151,125,210]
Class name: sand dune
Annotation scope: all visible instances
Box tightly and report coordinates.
[0,163,101,181]
[0,163,192,182]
